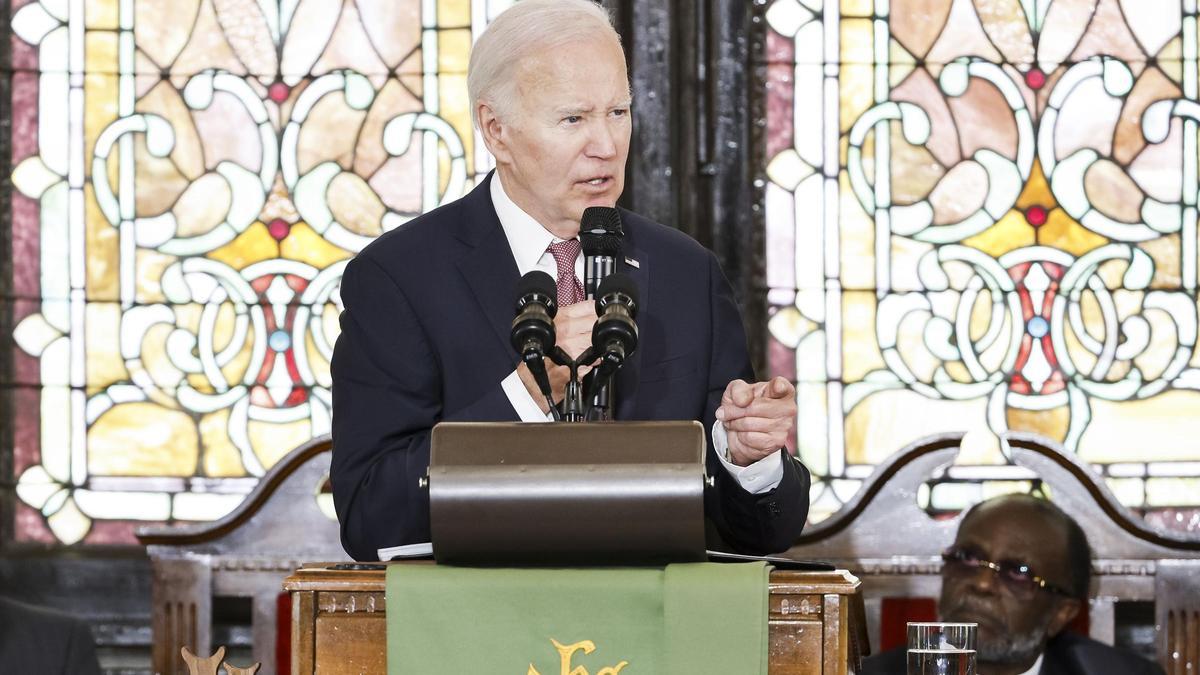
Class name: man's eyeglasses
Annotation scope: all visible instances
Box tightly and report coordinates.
[941,545,1076,599]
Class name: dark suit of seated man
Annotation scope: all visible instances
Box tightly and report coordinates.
[862,495,1164,675]
[0,597,102,675]
[329,0,811,561]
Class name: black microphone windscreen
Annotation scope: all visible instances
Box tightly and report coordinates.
[580,207,623,257]
[595,272,638,315]
[516,270,557,308]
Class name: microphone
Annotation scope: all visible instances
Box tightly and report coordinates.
[510,271,560,419]
[579,206,623,299]
[591,272,639,363]
[583,272,638,420]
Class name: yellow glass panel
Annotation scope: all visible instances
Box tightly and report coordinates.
[86,303,127,388]
[249,418,312,470]
[840,173,875,290]
[88,402,198,476]
[206,301,235,352]
[845,389,997,464]
[891,236,935,292]
[842,292,885,382]
[894,309,938,381]
[769,306,817,348]
[173,304,202,333]
[132,135,191,216]
[438,0,470,25]
[207,222,281,270]
[889,39,916,88]
[328,172,385,237]
[84,184,120,301]
[1139,234,1181,289]
[135,249,178,304]
[219,326,256,392]
[85,31,119,73]
[86,2,120,30]
[1080,391,1200,462]
[841,0,873,19]
[173,173,233,237]
[966,287,994,342]
[1006,405,1070,445]
[297,96,368,174]
[441,73,473,176]
[186,373,216,394]
[306,335,333,388]
[841,18,873,64]
[1037,209,1109,257]
[961,210,1036,257]
[1015,160,1053,210]
[280,222,353,268]
[891,126,944,206]
[944,361,972,382]
[200,408,247,477]
[353,78,424,178]
[83,44,119,158]
[140,322,186,392]
[1159,37,1183,84]
[840,65,873,133]
[135,81,210,180]
[438,28,471,73]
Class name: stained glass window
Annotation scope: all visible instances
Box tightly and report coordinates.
[762,0,1200,534]
[7,0,513,544]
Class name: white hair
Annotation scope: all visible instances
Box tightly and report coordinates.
[468,0,623,126]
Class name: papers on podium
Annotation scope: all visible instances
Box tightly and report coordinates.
[378,542,434,561]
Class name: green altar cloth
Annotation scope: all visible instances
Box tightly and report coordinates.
[386,562,770,674]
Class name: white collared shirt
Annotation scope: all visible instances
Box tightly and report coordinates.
[491,173,783,494]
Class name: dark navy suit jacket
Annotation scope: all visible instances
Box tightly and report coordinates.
[861,632,1166,675]
[0,597,101,675]
[330,173,810,561]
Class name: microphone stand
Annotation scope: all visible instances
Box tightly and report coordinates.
[522,348,561,421]
[584,349,622,421]
[550,347,585,422]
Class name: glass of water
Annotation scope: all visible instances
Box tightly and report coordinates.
[906,622,977,675]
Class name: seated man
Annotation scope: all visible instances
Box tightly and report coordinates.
[330,0,810,561]
[0,596,102,675]
[862,494,1164,675]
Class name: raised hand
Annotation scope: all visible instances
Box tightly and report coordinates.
[716,376,796,466]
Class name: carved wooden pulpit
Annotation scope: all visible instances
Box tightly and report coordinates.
[283,562,868,675]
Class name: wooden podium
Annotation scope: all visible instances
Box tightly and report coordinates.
[283,562,868,674]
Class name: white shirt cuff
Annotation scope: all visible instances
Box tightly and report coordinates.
[502,369,554,422]
[711,420,784,494]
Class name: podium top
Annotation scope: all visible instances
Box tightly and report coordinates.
[283,561,863,596]
[430,420,706,466]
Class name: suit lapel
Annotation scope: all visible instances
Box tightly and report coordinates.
[454,174,521,355]
[615,225,648,420]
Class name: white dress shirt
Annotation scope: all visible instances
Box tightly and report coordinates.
[491,173,783,493]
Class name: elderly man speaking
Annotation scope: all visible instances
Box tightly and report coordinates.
[330,0,811,561]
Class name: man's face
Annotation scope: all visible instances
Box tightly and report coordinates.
[485,35,632,237]
[939,501,1079,665]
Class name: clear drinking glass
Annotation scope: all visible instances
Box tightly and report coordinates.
[906,622,977,675]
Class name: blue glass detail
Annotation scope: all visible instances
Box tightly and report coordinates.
[269,330,292,352]
[1027,316,1049,338]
